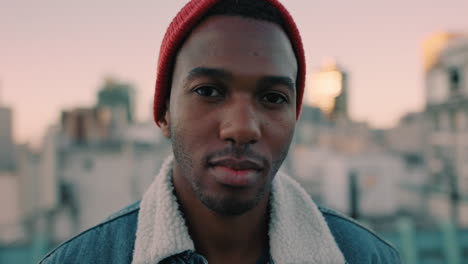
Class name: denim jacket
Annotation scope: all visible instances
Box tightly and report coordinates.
[40,157,400,264]
[39,201,400,264]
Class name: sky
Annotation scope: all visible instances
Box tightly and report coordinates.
[1,0,468,145]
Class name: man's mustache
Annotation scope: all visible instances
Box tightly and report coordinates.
[205,146,267,167]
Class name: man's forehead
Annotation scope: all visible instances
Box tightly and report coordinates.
[175,15,298,80]
[184,16,292,53]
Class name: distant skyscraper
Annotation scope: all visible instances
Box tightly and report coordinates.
[97,78,135,123]
[0,98,14,170]
[306,60,349,120]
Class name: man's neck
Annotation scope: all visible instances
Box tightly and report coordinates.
[173,174,270,264]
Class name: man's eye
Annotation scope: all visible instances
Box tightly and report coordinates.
[261,93,288,104]
[194,85,223,97]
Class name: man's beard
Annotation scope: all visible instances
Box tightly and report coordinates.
[170,125,289,216]
[193,181,269,216]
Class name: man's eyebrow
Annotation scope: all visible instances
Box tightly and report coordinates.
[184,68,295,92]
[185,67,233,82]
[258,76,296,93]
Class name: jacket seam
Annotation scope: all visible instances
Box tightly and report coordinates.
[105,201,141,220]
[39,205,140,263]
[320,209,399,255]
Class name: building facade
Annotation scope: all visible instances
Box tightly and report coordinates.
[0,106,15,170]
[305,60,349,121]
[97,78,135,123]
[424,33,468,225]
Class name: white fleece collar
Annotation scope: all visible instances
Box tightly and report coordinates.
[132,156,345,264]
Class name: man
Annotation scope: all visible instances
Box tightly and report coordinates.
[40,0,401,263]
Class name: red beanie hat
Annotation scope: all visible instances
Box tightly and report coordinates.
[153,0,306,125]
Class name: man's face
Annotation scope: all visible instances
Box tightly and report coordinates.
[161,15,298,216]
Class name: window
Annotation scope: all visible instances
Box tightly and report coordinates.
[448,67,462,93]
[440,112,450,131]
[433,113,440,131]
[455,111,466,131]
[83,158,94,172]
[450,111,456,131]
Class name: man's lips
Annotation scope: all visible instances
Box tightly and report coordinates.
[208,158,264,171]
[208,157,264,187]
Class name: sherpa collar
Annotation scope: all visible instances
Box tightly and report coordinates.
[132,156,345,264]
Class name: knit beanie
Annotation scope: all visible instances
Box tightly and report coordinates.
[153,0,306,125]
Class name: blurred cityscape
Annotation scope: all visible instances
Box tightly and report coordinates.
[1,32,468,263]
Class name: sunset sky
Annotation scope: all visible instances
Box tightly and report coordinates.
[1,0,468,145]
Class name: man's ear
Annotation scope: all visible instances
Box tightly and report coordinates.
[158,102,171,139]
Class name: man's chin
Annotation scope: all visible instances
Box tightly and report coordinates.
[199,195,259,216]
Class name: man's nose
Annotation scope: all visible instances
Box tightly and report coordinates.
[219,100,261,146]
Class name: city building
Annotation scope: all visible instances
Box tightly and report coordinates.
[305,59,349,120]
[385,112,427,164]
[290,65,426,226]
[294,105,382,155]
[60,106,129,145]
[0,104,15,170]
[97,78,135,123]
[290,105,408,224]
[0,95,24,244]
[424,32,468,225]
[0,171,24,244]
[61,79,136,145]
[288,146,406,222]
[33,80,171,243]
[383,112,430,222]
[47,123,170,242]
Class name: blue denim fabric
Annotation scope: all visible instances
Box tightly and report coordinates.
[39,202,400,264]
[319,206,401,263]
